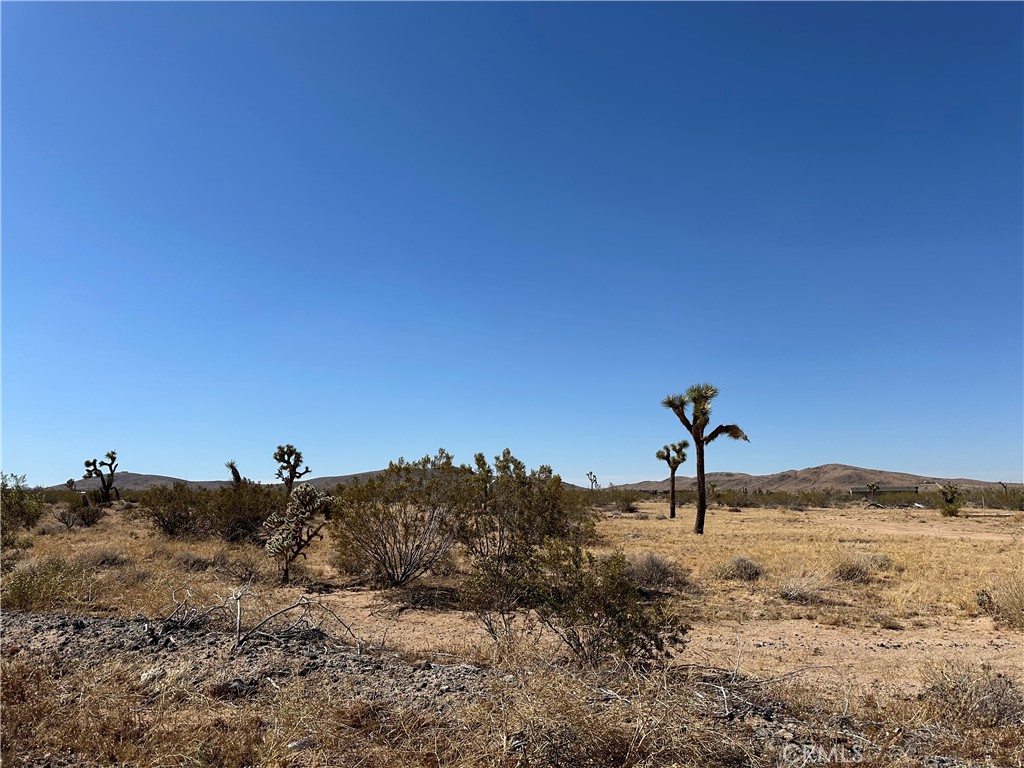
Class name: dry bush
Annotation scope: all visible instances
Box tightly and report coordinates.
[75,546,132,569]
[920,660,1024,728]
[462,662,748,768]
[626,551,696,594]
[831,554,873,583]
[778,573,831,605]
[1,555,93,611]
[716,555,765,582]
[982,571,1024,630]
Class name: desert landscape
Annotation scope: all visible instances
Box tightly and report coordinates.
[1,458,1021,768]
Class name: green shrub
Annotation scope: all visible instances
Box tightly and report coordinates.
[332,450,468,587]
[1,474,44,548]
[531,541,687,667]
[460,450,593,562]
[206,480,282,542]
[140,483,208,537]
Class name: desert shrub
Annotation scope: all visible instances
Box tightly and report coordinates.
[1,555,92,610]
[531,542,687,667]
[462,552,539,644]
[778,573,830,604]
[206,480,282,542]
[263,482,333,583]
[141,483,208,537]
[175,550,216,572]
[1,474,44,548]
[626,552,693,593]
[76,503,106,527]
[718,555,765,582]
[75,547,131,569]
[332,450,468,587]
[52,502,80,530]
[460,449,593,561]
[920,661,1024,727]
[460,450,594,640]
[981,572,1024,630]
[832,555,873,583]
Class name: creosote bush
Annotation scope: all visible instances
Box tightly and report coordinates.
[332,450,467,587]
[532,541,687,667]
[1,473,44,549]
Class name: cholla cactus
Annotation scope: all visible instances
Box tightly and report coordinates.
[264,483,333,583]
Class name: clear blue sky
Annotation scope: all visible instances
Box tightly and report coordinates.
[3,2,1022,487]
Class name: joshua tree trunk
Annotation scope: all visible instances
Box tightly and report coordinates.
[669,466,677,519]
[694,441,707,534]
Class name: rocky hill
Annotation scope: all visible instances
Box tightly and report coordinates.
[620,463,1006,493]
[53,463,1009,494]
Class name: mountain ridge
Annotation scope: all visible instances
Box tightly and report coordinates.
[49,464,1012,493]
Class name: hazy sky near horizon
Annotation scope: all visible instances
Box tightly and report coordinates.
[3,2,1022,487]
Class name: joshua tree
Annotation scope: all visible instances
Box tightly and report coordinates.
[866,482,880,502]
[655,441,689,519]
[274,444,311,496]
[586,471,598,491]
[65,478,76,491]
[939,482,963,517]
[226,460,243,489]
[83,450,119,504]
[662,384,748,535]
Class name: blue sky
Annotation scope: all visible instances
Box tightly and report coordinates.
[3,3,1022,487]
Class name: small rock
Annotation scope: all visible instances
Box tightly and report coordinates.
[287,736,316,751]
[412,659,432,671]
[140,667,165,685]
[775,729,794,741]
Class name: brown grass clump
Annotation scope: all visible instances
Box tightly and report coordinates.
[778,572,831,605]
[919,660,1024,728]
[988,571,1024,630]
[831,554,873,583]
[1,555,93,611]
[716,555,765,582]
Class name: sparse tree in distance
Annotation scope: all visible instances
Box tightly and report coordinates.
[65,478,76,492]
[940,482,963,517]
[274,444,311,496]
[83,450,119,504]
[663,384,749,535]
[655,440,689,519]
[586,471,598,490]
[866,482,880,502]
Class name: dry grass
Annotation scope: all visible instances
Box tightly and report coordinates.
[1,499,1021,767]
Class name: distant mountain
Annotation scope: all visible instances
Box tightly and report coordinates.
[619,464,1007,493]
[51,463,1009,494]
[51,470,383,492]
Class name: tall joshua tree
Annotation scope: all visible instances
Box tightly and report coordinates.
[274,444,311,496]
[84,450,119,504]
[655,441,689,519]
[662,384,748,535]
